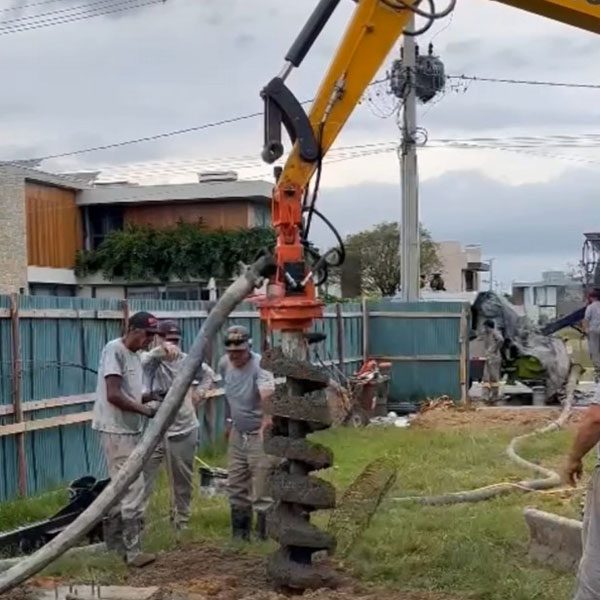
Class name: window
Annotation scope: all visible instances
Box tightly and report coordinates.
[165,286,200,301]
[86,205,124,250]
[464,269,475,292]
[30,284,76,297]
[127,287,159,300]
[534,287,548,306]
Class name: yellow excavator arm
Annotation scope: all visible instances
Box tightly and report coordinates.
[265,0,600,191]
[258,0,600,332]
[496,0,600,35]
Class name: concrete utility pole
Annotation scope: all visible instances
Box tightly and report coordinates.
[488,258,495,291]
[400,16,420,302]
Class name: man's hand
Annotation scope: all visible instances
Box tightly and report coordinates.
[259,414,272,441]
[142,403,158,418]
[564,455,583,487]
[142,392,161,404]
[161,341,180,361]
[191,389,206,409]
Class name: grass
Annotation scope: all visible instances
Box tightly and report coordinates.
[1,423,588,599]
[0,489,67,533]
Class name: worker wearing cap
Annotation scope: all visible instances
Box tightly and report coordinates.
[91,311,160,568]
[219,325,276,541]
[583,291,600,382]
[481,319,503,405]
[140,320,216,531]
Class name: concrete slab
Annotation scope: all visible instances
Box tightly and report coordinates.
[30,585,160,600]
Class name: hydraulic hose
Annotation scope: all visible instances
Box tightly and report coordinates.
[0,255,275,595]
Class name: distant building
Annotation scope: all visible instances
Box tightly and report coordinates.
[436,242,489,293]
[512,271,583,324]
[0,166,272,299]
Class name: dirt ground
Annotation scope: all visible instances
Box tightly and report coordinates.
[129,543,461,600]
[129,543,459,600]
[411,402,582,431]
[16,543,462,600]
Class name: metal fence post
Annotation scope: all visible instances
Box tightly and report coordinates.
[361,297,369,364]
[459,305,469,404]
[121,299,130,335]
[336,303,345,369]
[10,293,27,496]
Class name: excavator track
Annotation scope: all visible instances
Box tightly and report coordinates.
[261,347,339,591]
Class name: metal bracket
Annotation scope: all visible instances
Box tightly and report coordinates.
[261,77,319,164]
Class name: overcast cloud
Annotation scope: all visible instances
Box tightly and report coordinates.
[1,0,599,288]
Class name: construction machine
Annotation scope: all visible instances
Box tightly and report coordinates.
[257,0,600,590]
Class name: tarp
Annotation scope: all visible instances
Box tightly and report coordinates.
[472,291,571,398]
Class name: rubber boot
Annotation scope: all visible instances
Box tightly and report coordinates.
[255,511,268,542]
[102,514,125,557]
[231,505,251,541]
[122,518,156,568]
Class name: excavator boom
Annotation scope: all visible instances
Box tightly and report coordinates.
[258,0,600,592]
[495,0,600,35]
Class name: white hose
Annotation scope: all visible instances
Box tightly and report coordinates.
[0,256,273,594]
[395,364,582,506]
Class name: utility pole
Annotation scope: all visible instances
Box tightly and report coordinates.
[400,16,420,302]
[488,258,495,291]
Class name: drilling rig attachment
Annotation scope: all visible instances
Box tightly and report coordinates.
[261,347,340,591]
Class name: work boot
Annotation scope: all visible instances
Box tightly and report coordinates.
[230,505,252,541]
[255,511,268,542]
[122,518,156,568]
[102,515,125,557]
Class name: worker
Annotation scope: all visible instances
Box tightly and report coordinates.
[91,311,159,568]
[565,384,600,600]
[583,291,600,382]
[140,320,216,531]
[430,273,446,291]
[218,325,277,541]
[481,319,503,405]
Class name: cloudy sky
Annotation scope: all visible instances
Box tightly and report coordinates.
[2,0,600,289]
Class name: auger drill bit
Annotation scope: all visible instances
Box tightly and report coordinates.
[261,346,339,591]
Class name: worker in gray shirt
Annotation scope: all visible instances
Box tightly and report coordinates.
[584,291,600,382]
[218,325,276,541]
[91,311,159,568]
[141,320,216,531]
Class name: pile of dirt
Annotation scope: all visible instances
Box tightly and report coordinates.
[411,404,582,431]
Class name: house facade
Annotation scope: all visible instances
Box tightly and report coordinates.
[0,166,272,299]
[436,241,489,293]
[511,271,583,324]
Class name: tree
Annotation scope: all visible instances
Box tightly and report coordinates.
[342,221,441,296]
[75,222,276,283]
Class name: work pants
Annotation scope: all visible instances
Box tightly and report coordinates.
[589,331,600,382]
[99,432,145,561]
[227,428,277,514]
[574,467,600,600]
[482,358,501,404]
[142,427,198,528]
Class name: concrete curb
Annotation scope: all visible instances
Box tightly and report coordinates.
[524,508,582,572]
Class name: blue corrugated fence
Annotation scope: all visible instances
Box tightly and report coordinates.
[0,295,469,503]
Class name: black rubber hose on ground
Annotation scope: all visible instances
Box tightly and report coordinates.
[0,255,275,595]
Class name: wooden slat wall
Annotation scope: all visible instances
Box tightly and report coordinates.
[124,201,252,230]
[26,183,82,268]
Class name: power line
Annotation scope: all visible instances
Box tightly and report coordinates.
[0,0,163,36]
[23,78,389,163]
[447,74,600,90]
[0,0,69,13]
[0,0,132,25]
